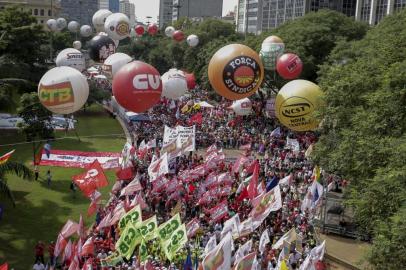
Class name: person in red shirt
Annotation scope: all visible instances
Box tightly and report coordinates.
[47,241,55,266]
[34,241,45,264]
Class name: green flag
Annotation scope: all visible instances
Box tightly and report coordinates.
[157,213,181,242]
[139,239,148,263]
[139,215,158,241]
[162,224,188,261]
[115,223,142,260]
[101,250,123,266]
[118,204,142,232]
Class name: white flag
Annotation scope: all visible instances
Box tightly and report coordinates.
[204,235,217,256]
[234,239,252,264]
[203,232,232,270]
[299,240,326,270]
[272,228,297,250]
[146,138,156,149]
[220,214,240,239]
[148,153,169,181]
[259,229,270,254]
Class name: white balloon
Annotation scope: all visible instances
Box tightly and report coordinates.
[38,66,89,114]
[102,53,132,80]
[55,48,85,72]
[68,21,80,33]
[73,40,82,50]
[98,31,108,36]
[80,25,93,37]
[186,34,199,47]
[165,26,175,37]
[104,13,130,41]
[46,19,58,31]
[56,18,67,30]
[161,69,188,100]
[92,9,113,33]
[230,98,252,116]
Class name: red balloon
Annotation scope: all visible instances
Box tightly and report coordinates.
[185,72,196,90]
[147,24,158,35]
[276,53,303,80]
[173,30,184,42]
[112,61,162,113]
[134,25,144,36]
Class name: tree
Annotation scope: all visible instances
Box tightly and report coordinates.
[0,161,32,207]
[85,80,111,108]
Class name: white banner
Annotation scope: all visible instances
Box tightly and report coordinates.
[162,125,195,157]
[163,125,178,145]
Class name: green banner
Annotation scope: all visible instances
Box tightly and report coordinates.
[162,224,188,261]
[157,213,181,242]
[139,239,148,263]
[101,250,123,266]
[118,204,142,232]
[139,215,158,241]
[115,223,142,260]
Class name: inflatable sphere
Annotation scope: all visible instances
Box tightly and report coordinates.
[147,24,158,35]
[208,44,264,100]
[276,53,303,80]
[46,19,58,31]
[172,30,184,42]
[134,25,145,36]
[186,34,199,47]
[38,66,89,114]
[88,35,116,63]
[231,98,252,116]
[80,25,93,37]
[275,80,323,132]
[104,13,130,40]
[112,61,162,113]
[68,21,80,33]
[73,41,82,50]
[102,53,133,80]
[165,26,175,37]
[92,9,112,33]
[185,72,196,90]
[260,35,284,70]
[56,18,67,30]
[55,48,85,72]
[161,69,188,100]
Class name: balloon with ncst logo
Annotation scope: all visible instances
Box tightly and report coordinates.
[112,61,162,113]
[55,48,85,72]
[230,98,252,116]
[38,66,89,114]
[275,80,323,132]
[208,44,264,100]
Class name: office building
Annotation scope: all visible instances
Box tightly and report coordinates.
[355,0,406,24]
[120,0,136,25]
[0,0,61,27]
[159,0,173,27]
[236,0,263,34]
[170,0,223,22]
[109,0,120,12]
[60,0,98,26]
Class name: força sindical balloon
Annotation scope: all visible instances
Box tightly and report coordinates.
[56,18,67,30]
[208,44,264,100]
[88,35,116,63]
[147,24,159,36]
[38,66,89,114]
[80,25,93,37]
[186,34,199,47]
[102,53,133,80]
[104,13,130,41]
[112,61,162,113]
[92,9,112,33]
[275,79,323,132]
[46,19,58,31]
[165,26,175,37]
[161,69,188,100]
[68,21,80,33]
[230,98,252,116]
[73,40,82,50]
[276,53,303,80]
[134,25,145,36]
[172,30,184,42]
[55,48,85,72]
[260,35,285,70]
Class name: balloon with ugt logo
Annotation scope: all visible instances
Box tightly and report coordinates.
[112,61,162,113]
[275,80,324,132]
[208,44,264,100]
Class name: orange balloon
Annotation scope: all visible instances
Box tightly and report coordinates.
[208,44,264,100]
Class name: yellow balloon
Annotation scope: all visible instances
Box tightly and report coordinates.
[275,80,323,131]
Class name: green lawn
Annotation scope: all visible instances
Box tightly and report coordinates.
[0,105,126,268]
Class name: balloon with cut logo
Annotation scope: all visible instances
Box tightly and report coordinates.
[73,40,82,50]
[161,69,188,100]
[56,18,67,30]
[102,53,133,81]
[275,79,323,132]
[186,34,199,47]
[172,30,184,42]
[208,44,264,100]
[147,24,159,36]
[88,35,116,63]
[38,66,89,114]
[260,35,285,70]
[165,26,175,37]
[80,25,93,37]
[92,9,112,33]
[112,61,162,113]
[104,13,130,40]
[276,53,303,80]
[68,21,80,33]
[46,19,58,31]
[134,25,145,36]
[55,48,85,72]
[230,98,252,116]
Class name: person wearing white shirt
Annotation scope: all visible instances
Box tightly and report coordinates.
[33,262,45,270]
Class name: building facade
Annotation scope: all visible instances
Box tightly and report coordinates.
[159,0,173,27]
[109,0,120,12]
[171,0,223,22]
[0,0,61,27]
[120,0,136,25]
[60,0,98,26]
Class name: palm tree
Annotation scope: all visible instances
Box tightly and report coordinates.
[0,161,32,207]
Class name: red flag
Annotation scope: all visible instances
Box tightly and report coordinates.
[120,176,142,196]
[68,255,80,270]
[78,214,86,240]
[247,161,259,200]
[80,237,94,257]
[116,166,134,181]
[97,212,111,230]
[60,220,79,238]
[239,143,251,150]
[188,112,203,125]
[0,263,8,270]
[237,187,249,202]
[87,190,101,216]
[232,155,249,173]
[62,240,73,263]
[209,200,228,223]
[0,150,14,165]
[82,258,93,270]
[54,233,67,257]
[72,161,108,197]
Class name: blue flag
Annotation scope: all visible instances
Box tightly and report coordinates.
[184,249,193,270]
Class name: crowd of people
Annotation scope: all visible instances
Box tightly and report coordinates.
[37,87,332,270]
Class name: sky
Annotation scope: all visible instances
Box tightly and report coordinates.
[130,0,238,23]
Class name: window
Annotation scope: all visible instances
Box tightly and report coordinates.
[48,10,52,16]
[34,9,38,15]
[40,20,44,23]
[40,9,44,16]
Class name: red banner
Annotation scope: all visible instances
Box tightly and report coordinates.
[72,161,108,197]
